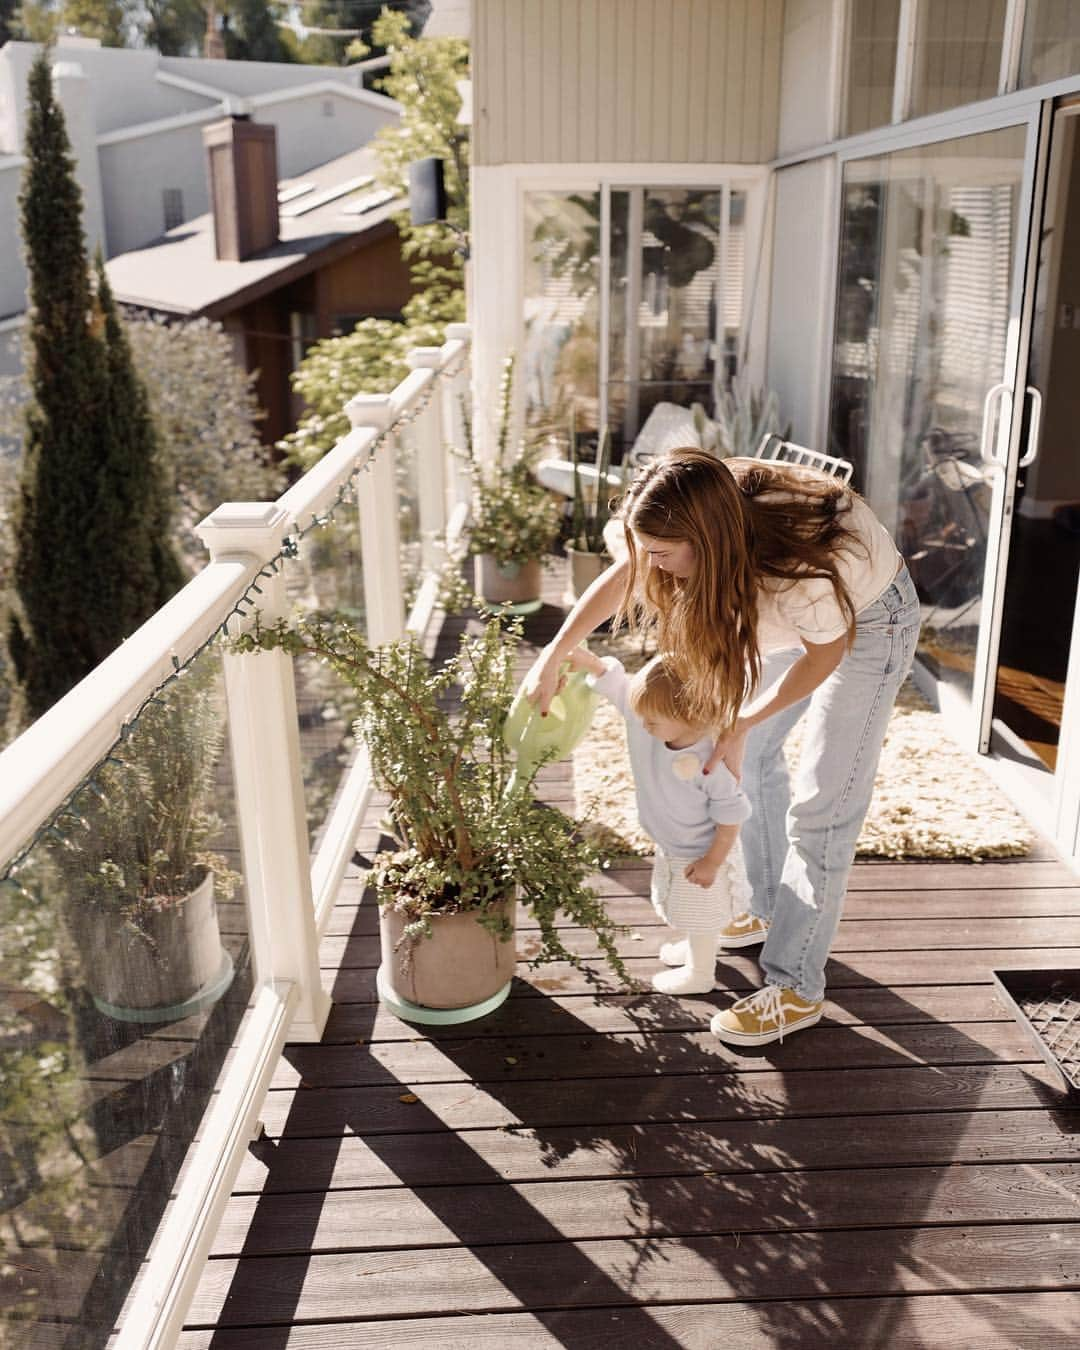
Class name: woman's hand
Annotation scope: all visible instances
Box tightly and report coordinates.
[522,643,568,715]
[705,720,750,780]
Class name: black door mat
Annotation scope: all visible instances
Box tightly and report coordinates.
[992,968,1080,1098]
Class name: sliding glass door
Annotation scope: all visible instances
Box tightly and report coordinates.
[828,112,1045,747]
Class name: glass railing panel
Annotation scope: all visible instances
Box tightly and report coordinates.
[0,641,252,1349]
[282,503,367,854]
[394,427,423,611]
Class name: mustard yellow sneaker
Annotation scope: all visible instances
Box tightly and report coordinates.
[718,911,770,949]
[710,985,824,1046]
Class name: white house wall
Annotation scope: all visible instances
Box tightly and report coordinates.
[0,42,214,150]
[158,56,366,99]
[765,157,837,447]
[258,94,398,180]
[0,157,25,320]
[473,0,784,165]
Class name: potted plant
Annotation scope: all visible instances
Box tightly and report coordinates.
[238,612,628,1023]
[460,356,561,614]
[57,675,238,1022]
[565,423,615,602]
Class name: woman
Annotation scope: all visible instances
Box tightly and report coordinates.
[526,448,921,1046]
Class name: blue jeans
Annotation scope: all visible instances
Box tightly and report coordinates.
[740,564,921,1002]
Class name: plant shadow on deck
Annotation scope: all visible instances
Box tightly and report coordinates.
[206,884,1080,1347]
[196,597,1080,1346]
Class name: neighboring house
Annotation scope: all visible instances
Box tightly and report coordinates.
[469,0,1080,868]
[105,132,413,445]
[0,35,401,375]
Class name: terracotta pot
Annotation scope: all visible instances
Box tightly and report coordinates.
[565,545,612,602]
[473,554,543,609]
[379,896,517,1011]
[70,869,233,1022]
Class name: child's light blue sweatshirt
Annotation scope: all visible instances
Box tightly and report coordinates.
[587,657,751,857]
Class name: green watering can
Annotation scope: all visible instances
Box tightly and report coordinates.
[503,663,599,790]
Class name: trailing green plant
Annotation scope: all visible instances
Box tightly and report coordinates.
[234,610,628,981]
[54,673,239,942]
[569,423,614,555]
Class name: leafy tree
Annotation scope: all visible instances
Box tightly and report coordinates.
[223,0,295,62]
[7,54,181,722]
[124,314,284,563]
[295,0,428,67]
[61,0,133,45]
[281,7,467,467]
[142,0,206,55]
[1,0,18,43]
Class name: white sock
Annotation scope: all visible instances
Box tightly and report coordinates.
[652,933,717,995]
[659,936,687,966]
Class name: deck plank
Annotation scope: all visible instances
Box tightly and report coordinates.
[178,589,1080,1345]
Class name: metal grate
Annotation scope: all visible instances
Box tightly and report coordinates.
[1021,990,1080,1091]
[993,969,1080,1097]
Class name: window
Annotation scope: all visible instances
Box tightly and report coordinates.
[162,188,184,232]
[522,186,743,463]
[842,0,901,136]
[909,0,1006,118]
[1019,0,1080,88]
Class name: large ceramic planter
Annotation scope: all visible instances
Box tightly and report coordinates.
[377,896,517,1024]
[70,868,234,1023]
[564,545,612,603]
[473,554,543,614]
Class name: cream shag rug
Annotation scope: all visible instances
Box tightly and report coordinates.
[572,636,1034,861]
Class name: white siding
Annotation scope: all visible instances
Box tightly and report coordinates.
[0,159,26,320]
[474,0,784,165]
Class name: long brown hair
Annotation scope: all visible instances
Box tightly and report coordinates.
[615,449,866,728]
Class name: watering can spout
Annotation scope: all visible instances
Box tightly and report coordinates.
[502,665,598,790]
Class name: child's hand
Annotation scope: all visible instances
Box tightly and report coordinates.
[565,645,605,677]
[684,858,718,888]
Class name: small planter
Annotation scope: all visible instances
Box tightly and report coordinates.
[473,554,543,614]
[377,896,517,1025]
[564,544,612,604]
[70,869,234,1023]
[992,967,1080,1097]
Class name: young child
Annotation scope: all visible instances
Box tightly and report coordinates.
[568,646,752,995]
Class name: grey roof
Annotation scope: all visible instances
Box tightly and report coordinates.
[105,145,403,317]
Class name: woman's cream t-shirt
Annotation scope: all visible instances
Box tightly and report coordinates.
[754,488,901,652]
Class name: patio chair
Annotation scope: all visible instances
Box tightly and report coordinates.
[753,431,854,483]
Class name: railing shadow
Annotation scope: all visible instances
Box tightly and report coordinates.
[205,907,1078,1347]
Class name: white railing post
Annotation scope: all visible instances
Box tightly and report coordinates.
[406,349,447,571]
[444,322,473,510]
[195,502,330,1043]
[346,393,405,647]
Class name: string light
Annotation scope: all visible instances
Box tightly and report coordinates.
[0,371,451,891]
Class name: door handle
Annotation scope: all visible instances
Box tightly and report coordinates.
[1017,384,1043,468]
[979,382,1011,467]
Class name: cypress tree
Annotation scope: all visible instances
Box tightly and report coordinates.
[9,53,182,720]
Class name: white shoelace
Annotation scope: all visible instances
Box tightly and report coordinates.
[732,984,788,1039]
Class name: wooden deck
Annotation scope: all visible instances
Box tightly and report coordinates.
[176,599,1080,1349]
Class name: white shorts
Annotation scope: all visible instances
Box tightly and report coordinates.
[650,840,753,934]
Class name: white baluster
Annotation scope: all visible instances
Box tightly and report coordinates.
[346,393,405,648]
[195,502,330,1043]
[406,350,446,572]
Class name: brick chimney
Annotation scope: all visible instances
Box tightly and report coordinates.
[202,108,279,261]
